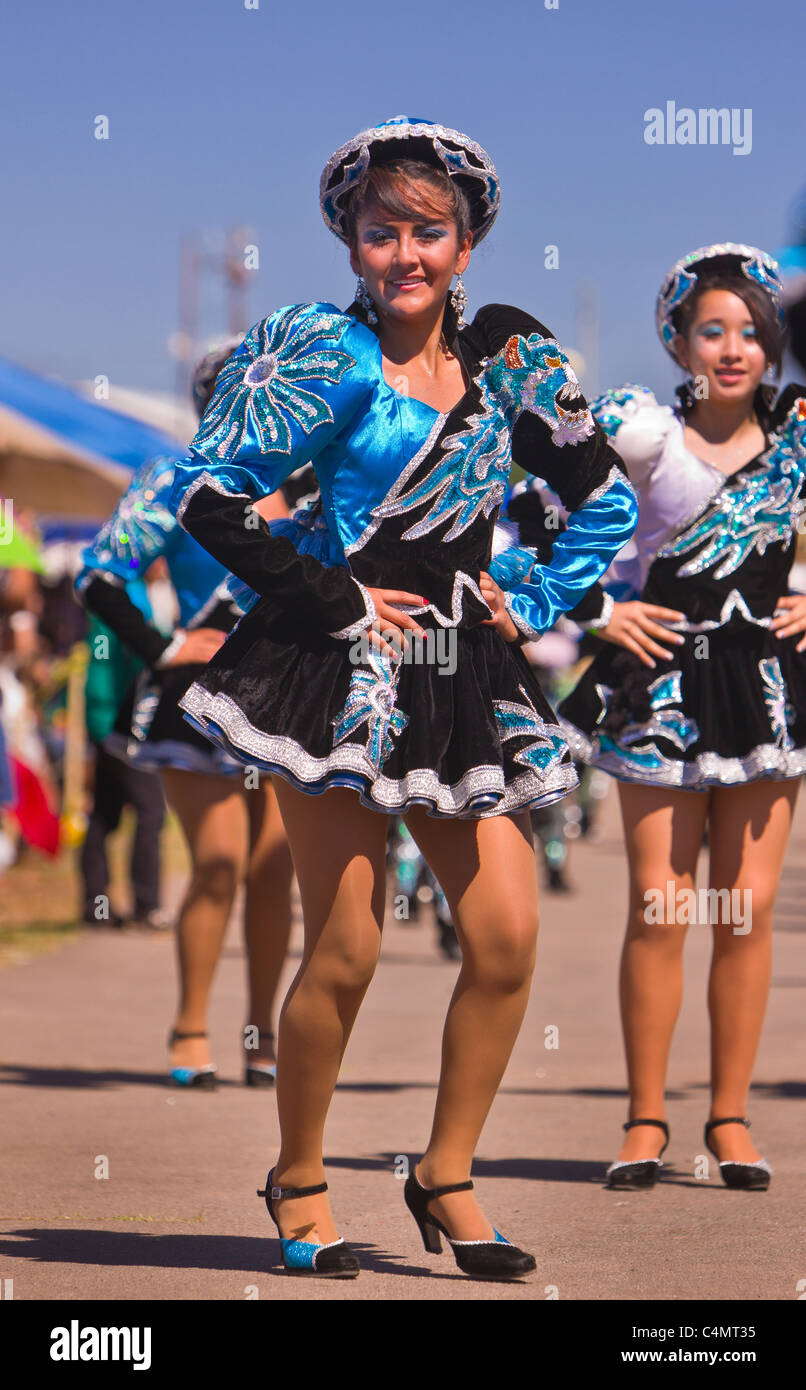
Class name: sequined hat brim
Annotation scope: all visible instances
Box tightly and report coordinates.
[656,242,785,357]
[319,117,501,248]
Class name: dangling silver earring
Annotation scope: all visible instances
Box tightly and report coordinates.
[355,275,378,325]
[761,364,778,411]
[450,273,468,328]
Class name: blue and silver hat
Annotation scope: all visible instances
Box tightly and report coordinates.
[319,115,500,248]
[656,243,785,357]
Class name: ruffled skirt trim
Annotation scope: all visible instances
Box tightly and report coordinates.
[181,684,578,817]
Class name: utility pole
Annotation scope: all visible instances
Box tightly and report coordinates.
[171,226,253,431]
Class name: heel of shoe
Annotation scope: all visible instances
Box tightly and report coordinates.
[704,1117,771,1191]
[244,1030,276,1087]
[257,1169,359,1278]
[168,1029,218,1089]
[403,1170,535,1280]
[606,1117,669,1189]
[404,1171,449,1254]
[419,1217,443,1254]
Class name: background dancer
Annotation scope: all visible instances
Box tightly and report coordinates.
[558,245,806,1191]
[76,344,296,1088]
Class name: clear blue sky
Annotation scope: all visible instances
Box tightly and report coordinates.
[2,0,804,407]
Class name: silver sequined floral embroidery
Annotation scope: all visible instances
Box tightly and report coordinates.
[760,657,795,750]
[332,647,409,772]
[192,306,357,461]
[91,454,177,573]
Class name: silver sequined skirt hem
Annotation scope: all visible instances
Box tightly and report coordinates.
[180,683,579,818]
[560,718,806,789]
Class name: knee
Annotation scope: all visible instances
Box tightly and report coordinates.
[711,880,774,940]
[628,881,692,945]
[189,853,242,907]
[324,935,381,994]
[464,910,539,993]
[735,881,776,927]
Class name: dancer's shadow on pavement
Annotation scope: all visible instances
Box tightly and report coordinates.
[324,1152,739,1189]
[0,1229,450,1280]
[324,1153,606,1184]
[0,1064,247,1089]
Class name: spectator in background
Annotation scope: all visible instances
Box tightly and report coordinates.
[79,561,166,929]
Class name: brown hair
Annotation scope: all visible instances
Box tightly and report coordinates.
[344,158,471,248]
[672,270,785,375]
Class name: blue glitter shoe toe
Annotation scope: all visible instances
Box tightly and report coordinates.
[257,1170,360,1279]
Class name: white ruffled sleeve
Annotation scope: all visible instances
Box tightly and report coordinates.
[591,386,678,490]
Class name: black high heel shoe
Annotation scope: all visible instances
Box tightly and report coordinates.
[606,1118,669,1189]
[704,1117,771,1191]
[257,1169,360,1278]
[244,1030,277,1088]
[168,1029,218,1089]
[404,1171,536,1281]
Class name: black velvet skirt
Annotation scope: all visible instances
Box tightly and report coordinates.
[559,621,806,789]
[178,601,578,818]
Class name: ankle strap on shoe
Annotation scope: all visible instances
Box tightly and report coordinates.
[257,1175,328,1202]
[168,1030,208,1042]
[705,1116,749,1139]
[623,1119,669,1139]
[416,1176,474,1199]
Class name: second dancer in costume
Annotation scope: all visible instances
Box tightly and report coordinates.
[76,346,299,1089]
[558,244,806,1190]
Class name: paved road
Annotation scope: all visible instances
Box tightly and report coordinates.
[1,786,804,1302]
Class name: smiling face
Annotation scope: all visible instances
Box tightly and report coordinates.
[675,287,769,406]
[349,191,471,329]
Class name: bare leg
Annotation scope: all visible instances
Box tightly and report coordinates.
[615,783,710,1163]
[268,782,389,1245]
[160,769,248,1071]
[705,778,799,1163]
[241,777,294,1069]
[402,807,539,1241]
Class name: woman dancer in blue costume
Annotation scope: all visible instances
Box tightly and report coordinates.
[559,245,806,1191]
[76,346,295,1089]
[170,116,638,1279]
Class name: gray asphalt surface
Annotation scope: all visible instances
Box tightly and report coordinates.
[1,785,804,1302]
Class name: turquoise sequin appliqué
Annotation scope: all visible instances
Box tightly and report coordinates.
[593,671,700,774]
[658,397,806,580]
[90,454,177,574]
[591,384,656,438]
[371,333,595,543]
[332,648,409,772]
[760,657,795,750]
[484,333,595,445]
[193,306,357,460]
[494,688,568,774]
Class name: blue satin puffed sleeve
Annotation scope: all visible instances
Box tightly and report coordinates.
[171,303,377,506]
[479,308,639,639]
[78,454,177,589]
[74,455,181,665]
[170,303,383,638]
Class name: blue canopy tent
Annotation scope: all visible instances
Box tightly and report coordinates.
[0,355,186,522]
